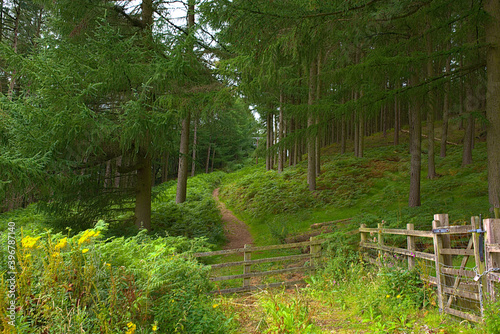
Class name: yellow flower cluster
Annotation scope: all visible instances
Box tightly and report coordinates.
[21,236,41,249]
[125,322,136,334]
[54,237,68,251]
[78,230,100,245]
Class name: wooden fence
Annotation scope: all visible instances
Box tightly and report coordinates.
[193,237,323,294]
[359,215,500,323]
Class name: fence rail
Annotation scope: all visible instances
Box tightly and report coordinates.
[194,237,324,293]
[194,237,323,294]
[359,214,500,323]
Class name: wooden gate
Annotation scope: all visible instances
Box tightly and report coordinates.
[194,237,323,294]
[359,215,500,323]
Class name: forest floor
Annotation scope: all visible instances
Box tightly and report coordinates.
[213,188,254,249]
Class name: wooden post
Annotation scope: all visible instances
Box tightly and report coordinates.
[484,218,500,300]
[243,244,251,288]
[360,223,368,245]
[310,237,321,268]
[471,216,487,314]
[378,222,384,260]
[433,219,445,313]
[434,214,453,287]
[407,223,416,270]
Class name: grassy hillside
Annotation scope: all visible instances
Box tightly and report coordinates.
[220,126,489,246]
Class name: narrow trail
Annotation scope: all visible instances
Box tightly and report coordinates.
[213,188,254,249]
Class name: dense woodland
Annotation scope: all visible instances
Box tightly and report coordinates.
[1,0,500,232]
[1,1,500,333]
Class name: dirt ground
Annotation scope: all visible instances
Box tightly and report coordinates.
[213,188,254,249]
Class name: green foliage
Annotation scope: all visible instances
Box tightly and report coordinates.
[484,298,500,334]
[258,289,319,334]
[151,172,226,245]
[0,225,231,333]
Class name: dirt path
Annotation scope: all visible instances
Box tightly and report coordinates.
[213,188,254,249]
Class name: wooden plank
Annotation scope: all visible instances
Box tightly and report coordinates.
[443,285,480,301]
[446,237,473,308]
[210,280,305,295]
[486,243,500,253]
[210,266,313,282]
[360,242,435,261]
[359,227,433,238]
[311,218,352,229]
[194,239,322,257]
[432,224,473,235]
[441,267,476,278]
[484,218,500,300]
[210,253,318,269]
[440,248,475,256]
[443,307,482,323]
[407,223,416,270]
[433,219,445,313]
[243,244,251,287]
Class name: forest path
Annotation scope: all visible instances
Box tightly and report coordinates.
[213,188,254,249]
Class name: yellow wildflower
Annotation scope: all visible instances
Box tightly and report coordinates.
[54,237,67,250]
[386,295,390,298]
[21,236,41,249]
[213,304,219,308]
[125,322,136,334]
[82,249,89,254]
[78,230,97,245]
[152,325,158,331]
[52,252,60,258]
[94,231,101,237]
[396,295,401,299]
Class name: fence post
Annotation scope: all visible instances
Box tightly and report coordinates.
[243,244,251,288]
[407,223,415,270]
[434,214,453,287]
[432,219,445,313]
[310,236,321,268]
[484,218,500,300]
[378,222,384,260]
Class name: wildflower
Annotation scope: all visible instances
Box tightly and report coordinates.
[213,304,219,308]
[82,249,89,254]
[106,263,111,267]
[21,236,41,249]
[52,252,61,258]
[54,237,68,251]
[396,295,401,299]
[152,325,158,331]
[78,230,96,245]
[126,322,136,334]
[386,295,390,298]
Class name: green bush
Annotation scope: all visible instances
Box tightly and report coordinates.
[0,225,231,333]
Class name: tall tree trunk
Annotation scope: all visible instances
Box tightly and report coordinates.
[440,56,451,158]
[409,88,422,207]
[191,116,198,177]
[135,152,152,230]
[7,3,20,100]
[266,112,272,171]
[307,59,316,191]
[341,113,346,154]
[278,91,284,172]
[211,146,215,172]
[175,0,195,204]
[162,152,169,183]
[206,143,211,174]
[315,53,322,176]
[462,82,475,166]
[426,24,436,179]
[176,112,191,203]
[485,0,500,215]
[394,96,400,145]
[358,113,364,158]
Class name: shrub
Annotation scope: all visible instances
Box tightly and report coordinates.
[0,224,231,333]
